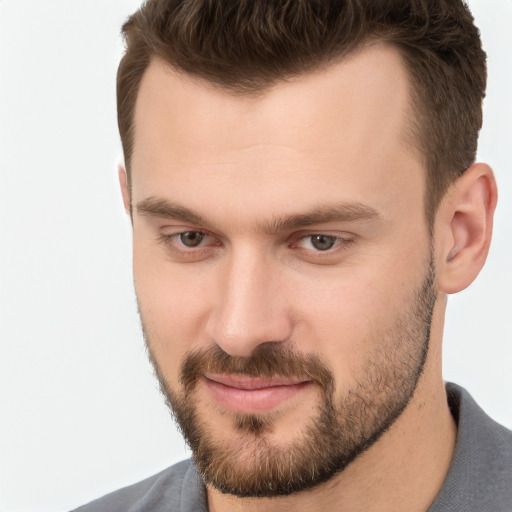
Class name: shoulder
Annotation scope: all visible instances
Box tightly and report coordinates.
[430,383,512,512]
[70,459,207,512]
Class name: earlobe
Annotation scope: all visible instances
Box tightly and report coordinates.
[118,164,132,216]
[437,163,497,294]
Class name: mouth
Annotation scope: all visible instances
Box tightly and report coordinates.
[202,373,313,414]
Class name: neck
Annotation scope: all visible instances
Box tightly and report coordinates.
[207,299,456,512]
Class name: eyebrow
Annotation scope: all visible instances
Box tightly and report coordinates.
[137,197,210,226]
[136,196,381,234]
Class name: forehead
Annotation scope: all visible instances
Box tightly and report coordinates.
[130,43,424,227]
[133,43,413,154]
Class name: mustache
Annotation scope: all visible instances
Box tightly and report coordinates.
[180,343,334,394]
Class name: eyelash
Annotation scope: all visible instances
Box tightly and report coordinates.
[158,230,355,259]
[158,231,213,252]
[293,234,350,252]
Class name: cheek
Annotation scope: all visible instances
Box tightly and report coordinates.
[133,243,213,384]
[291,260,418,386]
[296,275,394,343]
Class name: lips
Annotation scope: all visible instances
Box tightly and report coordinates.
[202,373,312,414]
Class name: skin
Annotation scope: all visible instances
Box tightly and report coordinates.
[120,43,497,511]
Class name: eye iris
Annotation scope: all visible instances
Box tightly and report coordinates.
[311,235,336,251]
[180,231,205,247]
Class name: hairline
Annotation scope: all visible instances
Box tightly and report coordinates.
[125,40,436,232]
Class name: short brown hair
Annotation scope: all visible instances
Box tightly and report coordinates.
[117,0,486,224]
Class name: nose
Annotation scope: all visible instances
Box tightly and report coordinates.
[205,246,293,357]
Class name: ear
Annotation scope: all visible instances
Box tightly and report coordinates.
[436,163,498,294]
[118,164,132,216]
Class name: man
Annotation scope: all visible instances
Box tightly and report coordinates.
[74,0,512,510]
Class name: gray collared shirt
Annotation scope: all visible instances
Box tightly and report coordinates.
[72,383,512,511]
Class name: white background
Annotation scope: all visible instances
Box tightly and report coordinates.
[0,1,510,511]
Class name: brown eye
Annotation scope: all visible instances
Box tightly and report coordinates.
[310,235,337,251]
[179,231,205,247]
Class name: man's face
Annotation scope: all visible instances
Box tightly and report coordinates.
[128,44,437,496]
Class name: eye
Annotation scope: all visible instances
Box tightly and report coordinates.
[308,235,338,251]
[158,230,215,255]
[179,231,206,247]
[298,234,344,252]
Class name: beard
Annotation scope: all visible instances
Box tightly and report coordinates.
[142,255,437,498]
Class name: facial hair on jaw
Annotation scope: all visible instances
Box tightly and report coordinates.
[141,255,437,498]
